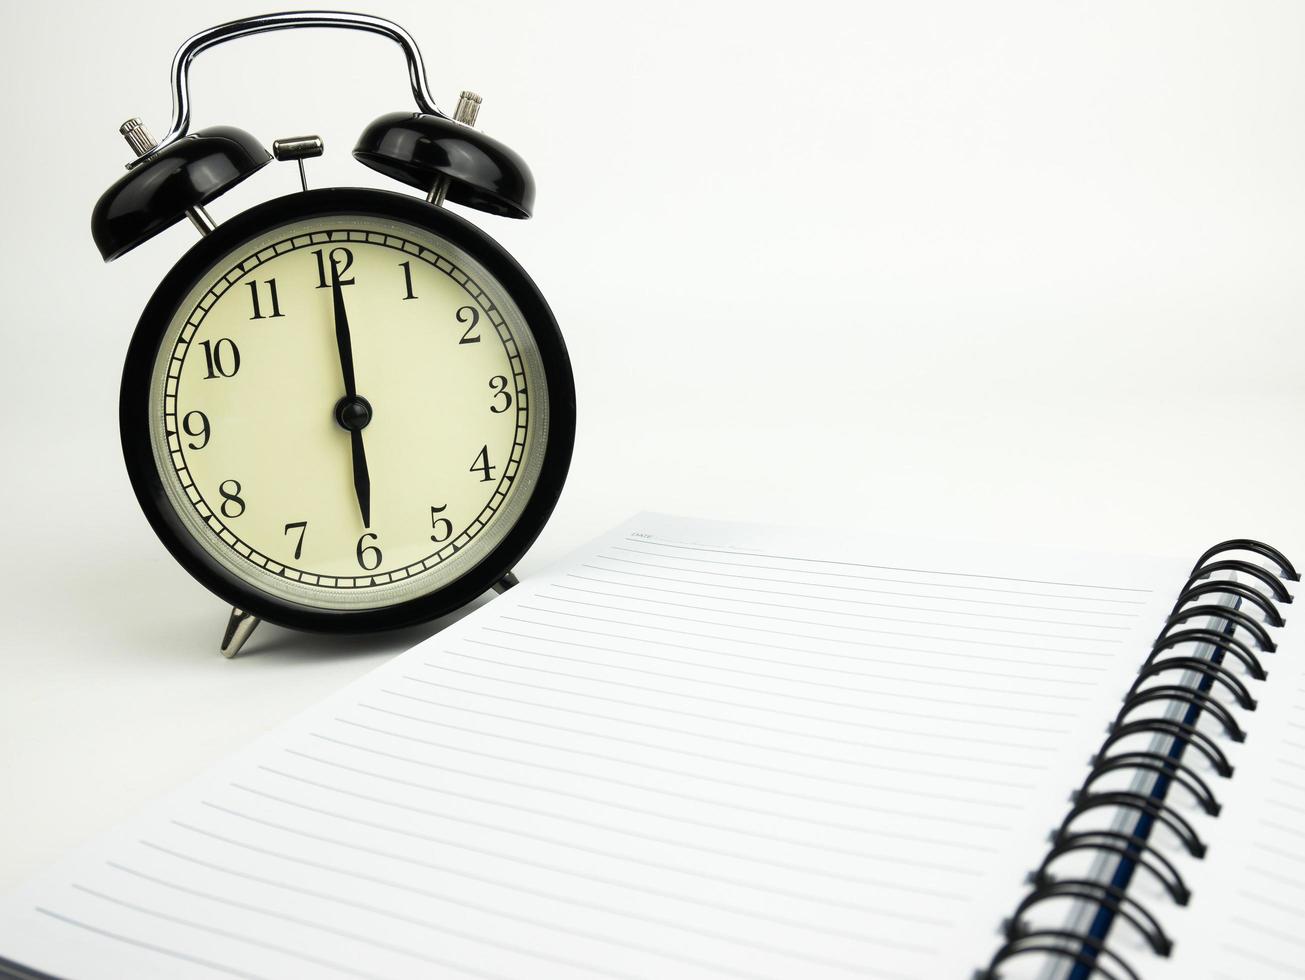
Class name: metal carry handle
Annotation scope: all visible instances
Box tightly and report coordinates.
[132,10,447,165]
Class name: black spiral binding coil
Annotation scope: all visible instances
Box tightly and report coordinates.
[977,539,1297,980]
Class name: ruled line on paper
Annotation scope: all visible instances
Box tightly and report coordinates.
[462,636,1086,713]
[102,863,633,980]
[598,553,1150,612]
[163,817,954,938]
[407,667,1068,750]
[136,836,934,962]
[341,709,1002,845]
[34,908,267,980]
[372,687,1053,770]
[116,848,911,979]
[362,694,1044,788]
[65,885,392,980]
[488,621,1095,696]
[300,720,1012,819]
[276,735,987,880]
[521,600,1114,672]
[432,651,1075,734]
[350,702,1033,800]
[496,616,1098,687]
[529,593,1119,656]
[560,575,1125,643]
[620,537,1154,597]
[562,571,1137,628]
[619,537,1156,591]
[209,785,962,912]
[609,550,1146,615]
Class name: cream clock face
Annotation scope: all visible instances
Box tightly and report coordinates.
[147,213,550,610]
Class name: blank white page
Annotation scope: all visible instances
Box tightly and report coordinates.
[0,513,1186,979]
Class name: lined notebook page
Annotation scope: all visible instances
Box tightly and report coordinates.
[0,513,1186,979]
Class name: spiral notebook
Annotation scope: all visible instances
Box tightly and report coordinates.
[0,513,1299,980]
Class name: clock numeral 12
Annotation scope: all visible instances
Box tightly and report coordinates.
[313,247,355,288]
[431,505,453,543]
[199,338,240,379]
[247,279,284,320]
[470,445,497,483]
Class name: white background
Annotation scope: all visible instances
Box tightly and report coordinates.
[1,0,1302,890]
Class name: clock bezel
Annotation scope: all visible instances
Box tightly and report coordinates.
[120,187,576,633]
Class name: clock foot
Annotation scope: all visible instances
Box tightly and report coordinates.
[220,607,261,659]
[491,570,519,595]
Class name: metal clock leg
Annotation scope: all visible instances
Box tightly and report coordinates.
[220,607,261,658]
[492,571,519,595]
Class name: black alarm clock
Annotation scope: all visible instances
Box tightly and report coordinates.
[92,12,575,657]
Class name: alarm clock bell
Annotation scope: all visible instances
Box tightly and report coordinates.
[92,12,574,658]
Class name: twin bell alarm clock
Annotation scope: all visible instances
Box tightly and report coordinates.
[91,12,576,657]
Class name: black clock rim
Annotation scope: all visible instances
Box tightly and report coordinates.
[119,187,576,634]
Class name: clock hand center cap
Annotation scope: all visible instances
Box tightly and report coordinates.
[334,395,373,432]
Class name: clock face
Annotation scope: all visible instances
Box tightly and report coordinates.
[132,194,568,620]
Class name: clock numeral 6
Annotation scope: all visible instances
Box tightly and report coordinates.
[283,521,308,560]
[181,410,211,450]
[313,247,355,288]
[431,505,453,543]
[489,375,512,414]
[356,532,383,571]
[470,445,497,483]
[457,305,481,344]
[218,480,245,519]
[199,338,240,379]
[247,278,284,320]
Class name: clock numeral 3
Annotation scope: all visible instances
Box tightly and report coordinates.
[283,521,308,560]
[314,247,355,288]
[218,479,246,519]
[199,338,240,379]
[356,532,383,571]
[470,445,497,483]
[457,306,481,344]
[400,261,417,301]
[181,410,211,450]
[247,278,284,320]
[430,505,453,543]
[489,375,513,414]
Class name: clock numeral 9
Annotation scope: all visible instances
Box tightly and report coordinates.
[470,445,497,483]
[283,521,308,560]
[313,247,355,288]
[457,306,481,344]
[218,480,245,519]
[489,375,512,414]
[199,338,240,379]
[356,532,383,571]
[181,410,210,450]
[247,278,284,320]
[431,505,453,543]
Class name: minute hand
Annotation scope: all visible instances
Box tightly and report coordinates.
[330,267,371,529]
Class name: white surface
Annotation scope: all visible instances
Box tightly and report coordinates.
[0,513,1187,978]
[1,0,1303,895]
